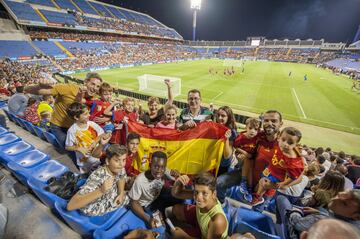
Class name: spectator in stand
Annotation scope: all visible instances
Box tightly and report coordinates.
[251,110,283,210]
[305,162,321,190]
[251,127,305,206]
[335,164,354,189]
[23,97,40,125]
[65,102,106,174]
[104,97,138,145]
[276,189,360,238]
[155,104,178,129]
[347,157,360,185]
[125,133,141,178]
[128,151,167,229]
[140,79,173,127]
[67,145,129,216]
[170,173,228,239]
[216,117,260,204]
[178,89,213,130]
[214,106,238,175]
[299,219,360,239]
[8,86,28,117]
[24,72,103,149]
[304,170,345,209]
[88,82,113,127]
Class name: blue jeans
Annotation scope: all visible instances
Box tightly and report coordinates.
[50,123,77,166]
[49,123,68,149]
[216,168,242,203]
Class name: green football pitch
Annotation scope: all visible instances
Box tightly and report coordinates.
[73,59,360,154]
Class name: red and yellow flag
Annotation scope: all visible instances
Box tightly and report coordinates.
[127,121,227,176]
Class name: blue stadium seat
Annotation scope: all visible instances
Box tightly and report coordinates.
[3,109,14,122]
[93,210,165,239]
[33,126,47,140]
[0,133,21,146]
[233,221,280,239]
[16,117,27,129]
[3,149,49,169]
[235,207,276,235]
[0,141,34,164]
[27,178,68,209]
[43,131,60,148]
[22,120,36,135]
[11,115,22,126]
[54,199,128,237]
[0,127,8,135]
[0,40,38,58]
[7,160,69,186]
[28,176,86,209]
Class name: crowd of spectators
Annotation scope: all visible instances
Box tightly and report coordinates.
[0,68,358,238]
[73,13,179,39]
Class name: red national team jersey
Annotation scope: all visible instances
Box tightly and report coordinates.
[266,143,304,182]
[125,153,140,177]
[233,131,258,155]
[253,131,277,185]
[110,110,138,145]
[89,100,111,126]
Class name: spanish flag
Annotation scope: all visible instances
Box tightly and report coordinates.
[127,121,227,176]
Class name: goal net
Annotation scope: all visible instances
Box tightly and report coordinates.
[138,74,181,97]
[223,59,243,67]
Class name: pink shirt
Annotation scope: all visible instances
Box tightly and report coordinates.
[155,121,176,129]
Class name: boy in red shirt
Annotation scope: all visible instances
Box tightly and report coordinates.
[233,117,261,202]
[87,83,112,127]
[104,97,138,145]
[251,127,304,206]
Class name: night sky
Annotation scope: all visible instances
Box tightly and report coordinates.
[100,0,360,43]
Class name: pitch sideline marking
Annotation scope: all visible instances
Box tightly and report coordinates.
[212,91,223,101]
[292,88,307,119]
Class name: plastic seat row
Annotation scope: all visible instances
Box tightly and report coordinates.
[3,109,60,147]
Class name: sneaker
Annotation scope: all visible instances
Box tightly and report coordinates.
[238,180,249,195]
[243,191,253,203]
[251,194,265,206]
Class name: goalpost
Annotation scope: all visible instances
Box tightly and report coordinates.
[138,74,181,97]
[222,59,244,67]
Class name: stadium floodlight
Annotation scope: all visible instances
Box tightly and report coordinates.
[191,0,202,10]
[191,0,202,41]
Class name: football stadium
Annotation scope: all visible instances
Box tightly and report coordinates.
[0,0,359,238]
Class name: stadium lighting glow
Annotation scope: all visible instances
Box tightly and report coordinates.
[191,0,202,10]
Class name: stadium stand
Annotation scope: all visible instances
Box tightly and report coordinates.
[26,0,56,8]
[71,0,98,15]
[40,9,78,25]
[3,0,44,22]
[32,40,67,57]
[0,40,37,58]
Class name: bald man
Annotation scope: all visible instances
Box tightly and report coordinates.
[300,219,360,239]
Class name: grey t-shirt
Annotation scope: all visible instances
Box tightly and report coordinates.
[128,172,164,207]
[8,93,28,116]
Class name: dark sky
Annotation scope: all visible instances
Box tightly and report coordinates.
[100,0,360,43]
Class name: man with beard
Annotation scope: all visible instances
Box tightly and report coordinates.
[24,72,103,149]
[216,110,283,205]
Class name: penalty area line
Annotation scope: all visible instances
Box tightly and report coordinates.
[212,91,223,101]
[292,88,307,119]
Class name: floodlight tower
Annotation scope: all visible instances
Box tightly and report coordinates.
[191,0,201,41]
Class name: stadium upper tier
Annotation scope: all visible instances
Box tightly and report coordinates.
[0,0,182,40]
